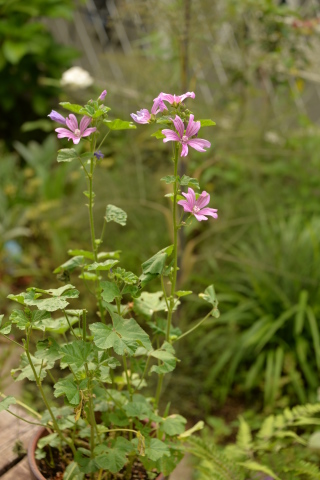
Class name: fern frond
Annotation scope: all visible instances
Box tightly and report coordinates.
[186,437,245,480]
[236,416,252,452]
[283,459,320,479]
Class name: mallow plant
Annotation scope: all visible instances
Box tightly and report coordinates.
[0,88,218,479]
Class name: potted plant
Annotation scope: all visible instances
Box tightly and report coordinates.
[0,87,218,479]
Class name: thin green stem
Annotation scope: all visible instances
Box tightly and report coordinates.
[63,309,78,339]
[123,355,132,399]
[166,143,180,342]
[0,392,41,418]
[0,334,24,349]
[173,311,213,343]
[82,309,87,341]
[25,330,76,455]
[5,409,45,427]
[78,157,89,177]
[154,374,164,410]
[134,356,150,394]
[96,130,110,151]
[160,275,169,312]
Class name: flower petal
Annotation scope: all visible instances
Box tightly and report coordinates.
[194,213,208,221]
[181,143,188,157]
[48,110,66,125]
[55,127,74,138]
[160,93,175,104]
[162,130,180,142]
[131,109,150,124]
[179,91,195,102]
[186,114,200,138]
[185,187,196,207]
[173,116,184,138]
[187,138,211,152]
[195,191,210,209]
[199,208,218,218]
[177,200,193,213]
[66,114,78,132]
[81,127,97,137]
[80,116,92,133]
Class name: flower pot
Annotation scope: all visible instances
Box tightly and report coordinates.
[28,427,166,480]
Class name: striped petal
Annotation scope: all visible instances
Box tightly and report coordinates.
[195,191,210,209]
[80,116,92,133]
[66,114,78,132]
[177,199,193,213]
[186,114,200,138]
[194,213,209,221]
[162,130,180,142]
[81,127,97,137]
[199,208,218,219]
[181,143,188,157]
[188,138,211,152]
[173,115,184,138]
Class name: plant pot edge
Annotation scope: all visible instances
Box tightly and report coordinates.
[27,427,166,480]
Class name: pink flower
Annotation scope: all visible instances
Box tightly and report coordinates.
[162,115,211,157]
[55,114,97,145]
[130,102,160,124]
[160,91,195,105]
[152,91,195,112]
[99,90,107,100]
[178,188,218,222]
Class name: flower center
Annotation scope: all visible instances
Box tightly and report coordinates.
[193,206,200,213]
[74,129,81,137]
[182,135,188,143]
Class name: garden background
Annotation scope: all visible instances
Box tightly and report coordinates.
[2,0,320,476]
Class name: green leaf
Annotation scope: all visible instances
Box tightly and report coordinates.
[3,40,28,64]
[199,119,216,127]
[238,461,280,480]
[0,396,16,412]
[111,268,138,285]
[103,119,136,130]
[124,395,153,420]
[134,292,167,319]
[0,321,11,335]
[175,290,192,297]
[161,414,187,436]
[12,353,54,382]
[100,281,121,302]
[90,315,152,356]
[60,341,92,367]
[68,249,94,260]
[63,461,85,480]
[37,315,79,334]
[95,437,133,473]
[86,260,118,271]
[7,290,40,305]
[150,342,177,374]
[59,102,84,114]
[199,285,220,318]
[180,175,200,190]
[151,129,166,139]
[54,378,81,405]
[178,421,204,438]
[78,272,99,281]
[105,205,127,226]
[57,148,79,163]
[145,438,170,461]
[161,175,178,184]
[79,105,95,117]
[10,309,51,331]
[36,338,63,362]
[140,245,174,285]
[54,256,86,274]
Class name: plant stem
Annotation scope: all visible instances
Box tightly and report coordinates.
[87,156,106,323]
[0,392,41,418]
[123,355,132,399]
[155,144,180,410]
[0,334,24,349]
[63,309,78,338]
[25,330,76,455]
[173,311,213,343]
[82,309,87,341]
[166,143,180,342]
[5,409,45,427]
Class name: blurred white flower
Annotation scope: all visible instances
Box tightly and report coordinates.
[61,66,94,89]
[264,131,284,145]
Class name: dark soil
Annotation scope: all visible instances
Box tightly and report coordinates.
[37,447,160,480]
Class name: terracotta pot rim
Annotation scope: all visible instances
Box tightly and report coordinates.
[28,427,166,480]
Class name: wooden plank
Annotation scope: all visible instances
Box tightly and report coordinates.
[0,457,31,480]
[0,406,39,473]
